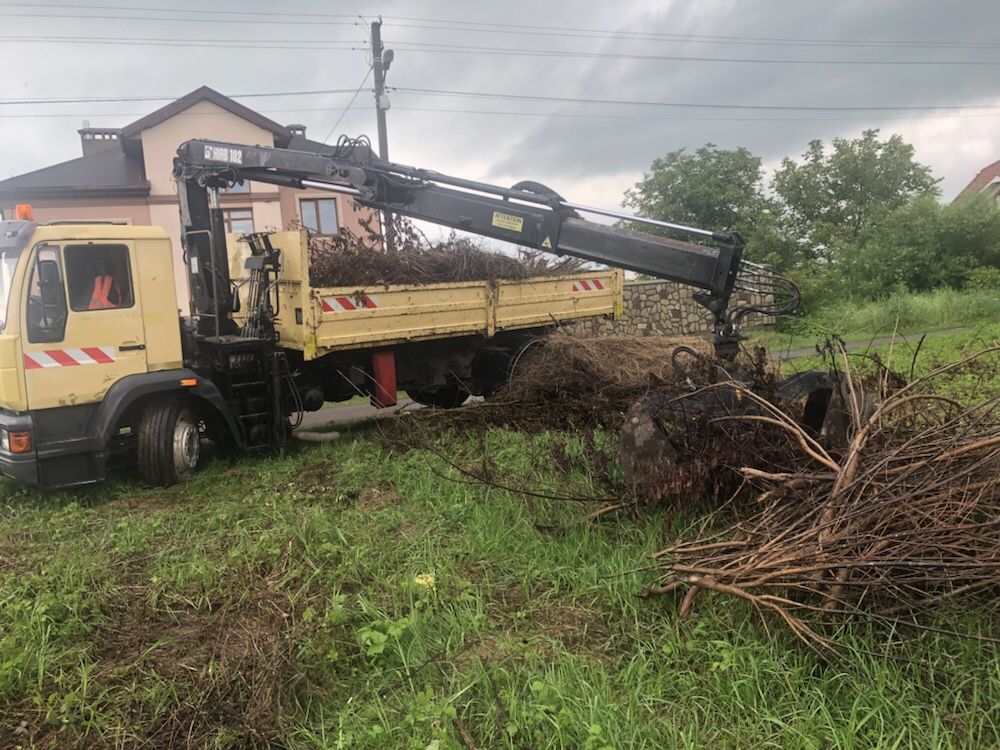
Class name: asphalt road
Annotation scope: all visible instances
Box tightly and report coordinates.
[296,398,419,430]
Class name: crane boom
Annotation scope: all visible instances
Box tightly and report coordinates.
[173,137,793,355]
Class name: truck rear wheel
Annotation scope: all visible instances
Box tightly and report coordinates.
[137,398,200,486]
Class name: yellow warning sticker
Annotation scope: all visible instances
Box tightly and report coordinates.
[541,236,552,249]
[491,211,524,233]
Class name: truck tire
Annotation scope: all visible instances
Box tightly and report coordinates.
[137,398,200,486]
[405,385,470,409]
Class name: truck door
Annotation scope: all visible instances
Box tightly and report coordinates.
[22,241,148,410]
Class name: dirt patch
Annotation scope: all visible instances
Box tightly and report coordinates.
[529,599,614,659]
[392,521,423,541]
[1,587,300,749]
[357,485,401,512]
[66,587,298,749]
[293,461,341,498]
[103,494,177,514]
[0,545,21,575]
[486,583,614,661]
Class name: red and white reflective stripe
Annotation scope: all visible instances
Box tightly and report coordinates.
[23,346,116,369]
[321,294,380,313]
[572,279,605,292]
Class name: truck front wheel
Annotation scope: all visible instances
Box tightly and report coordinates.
[137,399,200,486]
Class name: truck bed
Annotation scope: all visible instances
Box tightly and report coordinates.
[230,231,623,360]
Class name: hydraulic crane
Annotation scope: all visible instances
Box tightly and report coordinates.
[173,136,796,361]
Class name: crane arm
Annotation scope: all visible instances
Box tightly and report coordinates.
[173,138,793,354]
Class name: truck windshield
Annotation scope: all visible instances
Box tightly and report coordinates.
[0,249,21,330]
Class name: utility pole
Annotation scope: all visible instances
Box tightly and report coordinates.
[371,18,395,250]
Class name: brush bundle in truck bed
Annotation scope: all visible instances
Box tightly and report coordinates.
[229,230,623,360]
[305,217,589,287]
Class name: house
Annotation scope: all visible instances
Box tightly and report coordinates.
[952,158,1000,204]
[0,86,379,310]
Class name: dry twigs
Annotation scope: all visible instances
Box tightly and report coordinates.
[305,215,586,287]
[650,344,1000,648]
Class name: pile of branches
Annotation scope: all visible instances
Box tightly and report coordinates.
[306,215,586,287]
[489,331,771,430]
[470,332,709,431]
[650,345,1000,648]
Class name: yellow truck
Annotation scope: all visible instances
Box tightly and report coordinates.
[0,137,759,488]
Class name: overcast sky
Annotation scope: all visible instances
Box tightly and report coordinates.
[3,0,1000,214]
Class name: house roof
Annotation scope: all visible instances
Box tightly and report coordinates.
[953,158,1000,202]
[0,148,149,200]
[120,85,291,147]
[0,86,295,201]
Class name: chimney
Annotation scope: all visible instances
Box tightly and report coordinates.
[287,123,307,137]
[78,126,123,156]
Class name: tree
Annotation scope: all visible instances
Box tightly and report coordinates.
[623,144,768,239]
[840,194,1000,296]
[772,129,939,258]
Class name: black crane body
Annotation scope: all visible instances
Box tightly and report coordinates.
[172,138,790,358]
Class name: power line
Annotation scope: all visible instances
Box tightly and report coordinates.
[4,86,1000,113]
[377,13,1000,49]
[0,88,363,106]
[387,41,1000,66]
[0,11,357,26]
[389,86,1000,112]
[322,66,373,143]
[5,33,1000,66]
[7,104,1000,124]
[4,3,1000,50]
[0,2,359,18]
[10,35,995,67]
[386,20,1000,51]
[390,106,1000,122]
[0,34,362,50]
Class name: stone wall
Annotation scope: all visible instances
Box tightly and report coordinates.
[574,274,774,337]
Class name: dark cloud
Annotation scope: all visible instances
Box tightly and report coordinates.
[488,0,1000,191]
[1,0,998,205]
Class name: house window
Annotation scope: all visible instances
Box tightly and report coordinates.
[300,198,339,234]
[64,244,135,312]
[221,208,254,234]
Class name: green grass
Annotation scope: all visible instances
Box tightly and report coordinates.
[758,286,1000,351]
[781,322,1000,400]
[1,332,998,748]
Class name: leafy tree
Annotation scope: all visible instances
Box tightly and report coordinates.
[623,144,769,239]
[772,129,939,258]
[841,194,1000,296]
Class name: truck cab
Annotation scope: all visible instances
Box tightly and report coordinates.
[0,211,203,488]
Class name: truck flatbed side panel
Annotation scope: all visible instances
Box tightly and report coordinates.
[308,282,491,354]
[303,271,620,358]
[495,270,622,332]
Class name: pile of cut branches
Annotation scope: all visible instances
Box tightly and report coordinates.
[649,345,1000,648]
[305,215,586,287]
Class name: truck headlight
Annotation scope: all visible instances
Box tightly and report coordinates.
[0,429,7,452]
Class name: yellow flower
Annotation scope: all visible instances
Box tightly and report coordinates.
[413,573,436,589]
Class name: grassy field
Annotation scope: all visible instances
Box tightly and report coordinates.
[1,328,998,749]
[759,286,1000,351]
